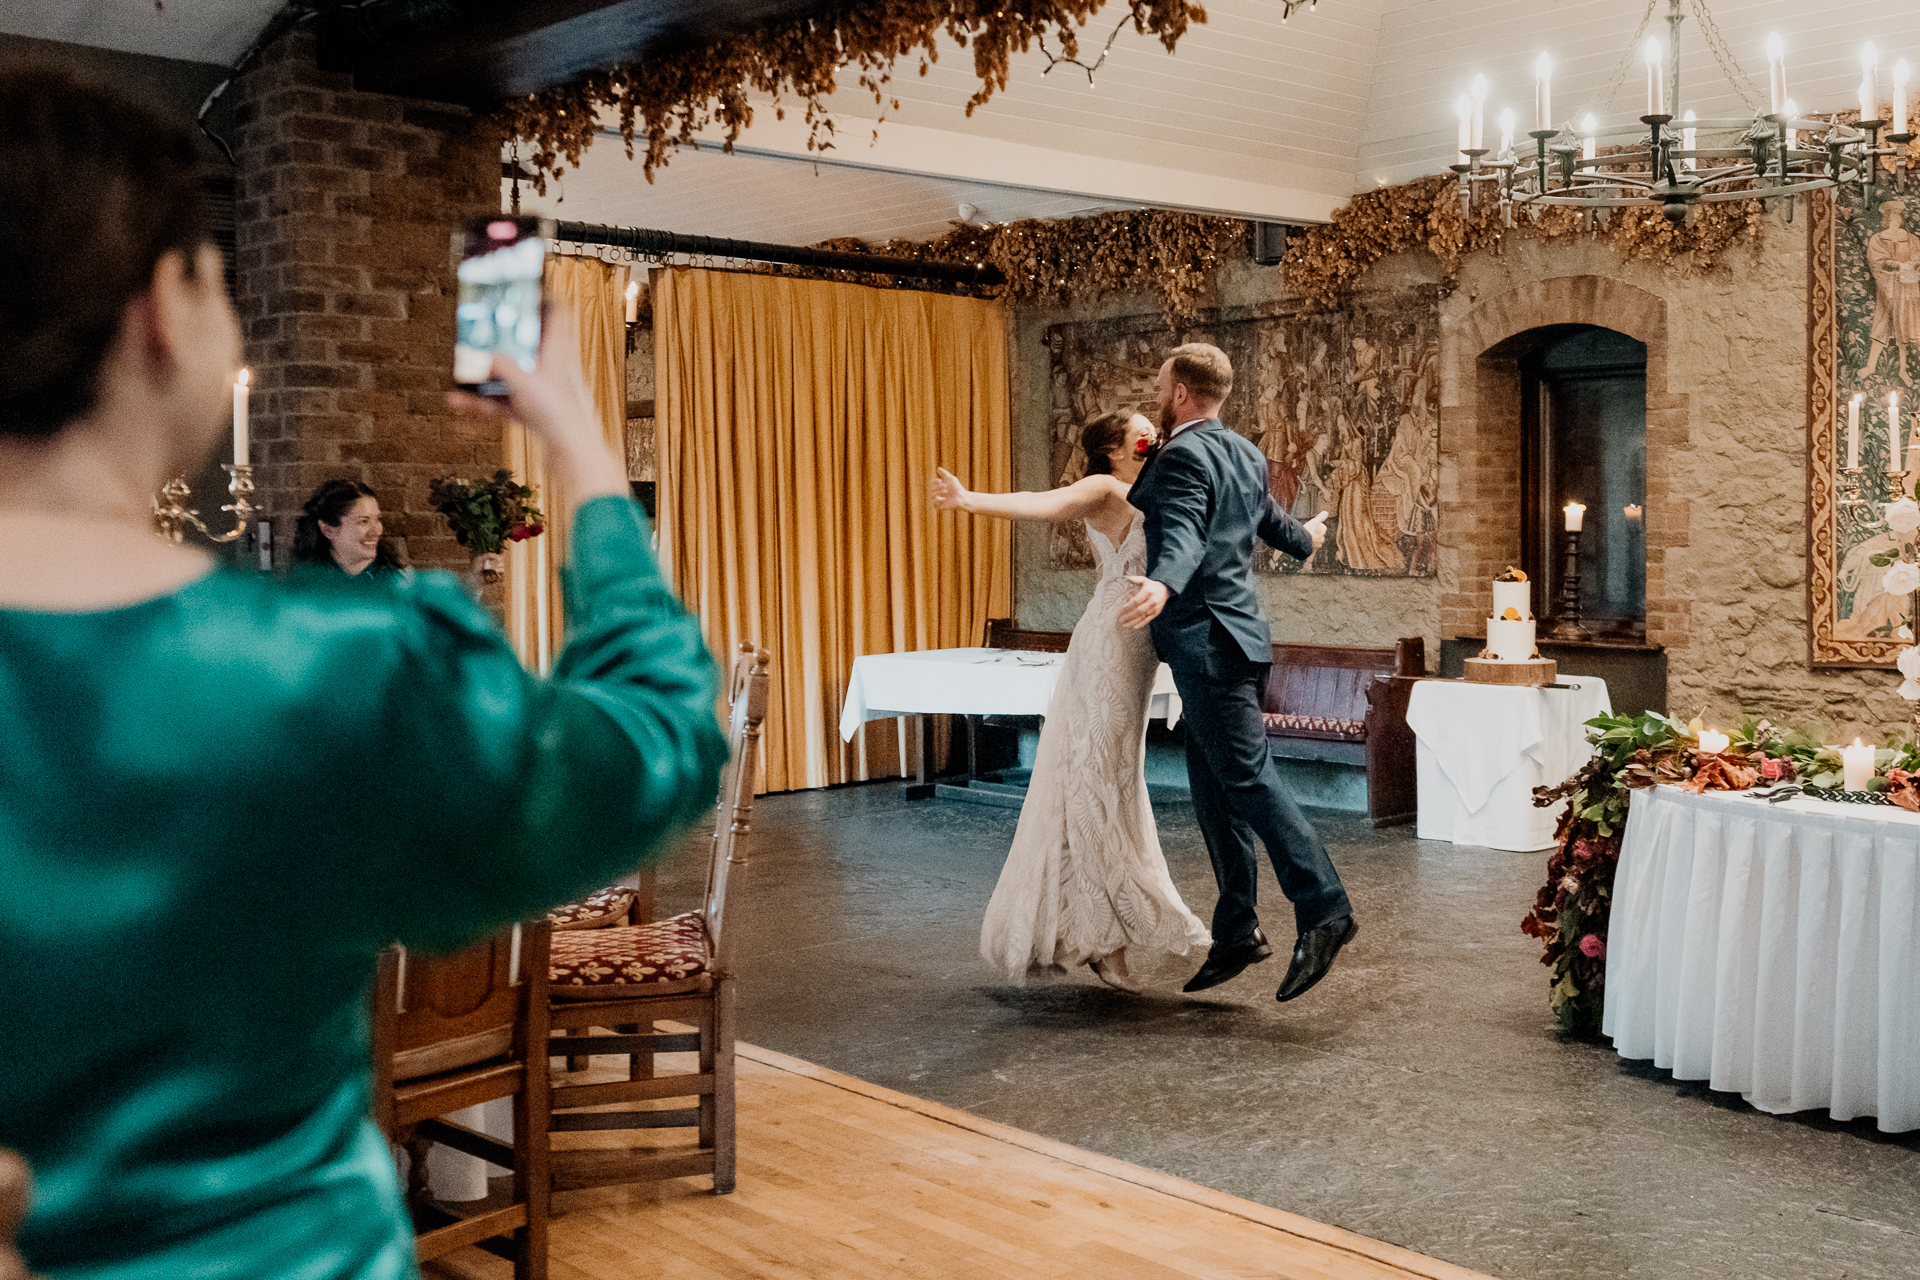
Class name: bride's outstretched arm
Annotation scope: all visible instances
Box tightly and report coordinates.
[931,467,1125,522]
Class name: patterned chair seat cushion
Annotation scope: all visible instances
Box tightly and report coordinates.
[1262,711,1367,741]
[545,885,636,930]
[549,912,710,997]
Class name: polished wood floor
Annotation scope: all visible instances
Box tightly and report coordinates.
[424,1041,1491,1280]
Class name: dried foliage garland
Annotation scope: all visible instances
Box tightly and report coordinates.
[1283,168,1766,308]
[494,0,1207,192]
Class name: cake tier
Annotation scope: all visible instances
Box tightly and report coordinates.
[1492,580,1532,623]
[1486,617,1537,663]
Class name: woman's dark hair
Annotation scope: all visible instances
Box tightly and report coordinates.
[0,66,209,437]
[1080,410,1135,476]
[293,479,404,569]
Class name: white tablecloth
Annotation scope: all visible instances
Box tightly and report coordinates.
[837,647,1179,741]
[1603,785,1920,1132]
[1404,676,1611,850]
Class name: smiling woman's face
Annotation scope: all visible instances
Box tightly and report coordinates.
[320,496,382,572]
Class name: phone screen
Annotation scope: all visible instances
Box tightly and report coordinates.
[455,216,550,397]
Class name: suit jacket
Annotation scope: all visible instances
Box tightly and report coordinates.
[1131,419,1313,666]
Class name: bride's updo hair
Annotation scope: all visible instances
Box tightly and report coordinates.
[1079,410,1134,476]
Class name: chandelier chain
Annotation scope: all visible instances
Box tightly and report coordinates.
[1582,0,1661,124]
[1036,11,1133,87]
[1690,0,1763,114]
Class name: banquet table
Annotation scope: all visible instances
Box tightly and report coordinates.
[1603,784,1920,1133]
[837,647,1181,793]
[1403,675,1611,851]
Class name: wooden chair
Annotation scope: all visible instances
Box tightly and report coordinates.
[544,642,771,1196]
[371,921,553,1280]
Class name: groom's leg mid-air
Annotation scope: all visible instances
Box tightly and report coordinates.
[1172,626,1357,1000]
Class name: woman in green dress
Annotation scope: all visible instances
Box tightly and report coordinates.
[0,68,730,1280]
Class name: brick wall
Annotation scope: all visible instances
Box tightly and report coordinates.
[229,29,502,572]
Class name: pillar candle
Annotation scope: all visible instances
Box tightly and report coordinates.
[1849,393,1863,469]
[1766,33,1786,116]
[1863,43,1880,122]
[1892,390,1904,471]
[1470,75,1487,151]
[1535,54,1552,133]
[1843,738,1876,792]
[1896,60,1911,135]
[1499,107,1515,156]
[1581,114,1597,162]
[1645,37,1665,116]
[232,368,249,467]
[624,280,639,324]
[1682,110,1697,171]
[1564,501,1586,532]
[1456,95,1473,163]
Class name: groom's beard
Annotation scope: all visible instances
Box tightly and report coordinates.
[1158,401,1177,434]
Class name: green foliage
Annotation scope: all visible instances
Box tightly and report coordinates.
[427,470,546,556]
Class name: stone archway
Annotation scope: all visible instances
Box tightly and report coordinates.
[1437,276,1689,655]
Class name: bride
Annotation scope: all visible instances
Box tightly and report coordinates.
[932,409,1210,992]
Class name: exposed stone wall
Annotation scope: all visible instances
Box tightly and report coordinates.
[229,29,501,572]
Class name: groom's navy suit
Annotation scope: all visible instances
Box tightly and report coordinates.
[1130,419,1352,945]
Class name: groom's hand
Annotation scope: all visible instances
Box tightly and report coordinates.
[1119,576,1170,630]
[1303,509,1330,551]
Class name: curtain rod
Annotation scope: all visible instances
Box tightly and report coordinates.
[552,221,1005,288]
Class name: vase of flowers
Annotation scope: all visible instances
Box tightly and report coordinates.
[428,469,545,584]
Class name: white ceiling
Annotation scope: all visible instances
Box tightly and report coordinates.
[14,0,1920,236]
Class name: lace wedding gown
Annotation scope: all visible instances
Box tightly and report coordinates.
[980,513,1211,977]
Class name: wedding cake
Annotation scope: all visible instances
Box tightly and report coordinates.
[1465,569,1556,686]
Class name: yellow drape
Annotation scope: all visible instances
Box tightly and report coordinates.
[504,255,629,671]
[656,267,1010,793]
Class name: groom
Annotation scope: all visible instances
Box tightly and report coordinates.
[1118,343,1357,1001]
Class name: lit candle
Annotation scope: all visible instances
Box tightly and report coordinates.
[1863,43,1881,122]
[1499,107,1515,156]
[1581,113,1597,162]
[1535,53,1553,133]
[1893,390,1904,473]
[1783,99,1798,152]
[1470,75,1488,151]
[624,279,639,324]
[1849,392,1864,469]
[1843,738,1876,792]
[1456,95,1473,164]
[1623,503,1644,523]
[1765,33,1786,116]
[1698,729,1730,756]
[1645,37,1666,117]
[232,368,249,467]
[1897,60,1912,136]
[1682,109,1697,171]
[1564,501,1586,532]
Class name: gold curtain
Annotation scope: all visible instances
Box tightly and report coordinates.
[504,255,629,671]
[656,268,1010,793]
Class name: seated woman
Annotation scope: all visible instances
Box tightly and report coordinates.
[291,478,408,577]
[0,68,729,1280]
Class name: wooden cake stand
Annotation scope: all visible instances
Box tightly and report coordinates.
[1463,657,1557,686]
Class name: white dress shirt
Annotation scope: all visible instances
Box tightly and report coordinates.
[1165,416,1210,443]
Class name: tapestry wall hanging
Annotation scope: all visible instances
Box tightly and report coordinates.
[1809,187,1920,665]
[1044,295,1441,577]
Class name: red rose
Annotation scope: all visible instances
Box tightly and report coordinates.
[508,523,532,541]
[1134,437,1152,456]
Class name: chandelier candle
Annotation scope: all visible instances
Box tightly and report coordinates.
[1535,54,1552,132]
[1581,114,1596,161]
[1470,74,1488,151]
[1784,100,1798,152]
[1850,393,1863,469]
[1645,37,1666,117]
[1766,33,1786,116]
[1893,390,1904,481]
[1863,43,1881,122]
[1896,60,1911,137]
[1682,110,1697,169]
[1499,107,1515,156]
[1456,95,1472,163]
[232,369,249,467]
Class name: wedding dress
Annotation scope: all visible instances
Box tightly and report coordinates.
[980,512,1212,978]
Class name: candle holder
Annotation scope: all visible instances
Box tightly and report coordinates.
[1860,119,1887,203]
[152,464,259,545]
[1840,465,1869,506]
[1528,129,1560,193]
[1890,132,1916,192]
[1546,526,1591,641]
[1888,467,1911,504]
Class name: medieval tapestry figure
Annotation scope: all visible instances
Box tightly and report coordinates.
[1043,295,1440,578]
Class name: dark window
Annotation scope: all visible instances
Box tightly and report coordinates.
[1520,326,1647,638]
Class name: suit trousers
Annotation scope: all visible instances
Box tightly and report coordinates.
[1170,624,1352,945]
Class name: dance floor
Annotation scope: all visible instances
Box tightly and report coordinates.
[424,1041,1488,1280]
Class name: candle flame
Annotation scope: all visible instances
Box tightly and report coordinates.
[1644,36,1662,67]
[237,368,249,388]
[1854,737,1866,748]
[1854,392,1866,404]
[1581,113,1596,135]
[1898,59,1912,89]
[1863,42,1880,73]
[624,281,639,300]
[1536,52,1552,81]
[1456,94,1472,122]
[1470,74,1488,102]
[1765,32,1784,63]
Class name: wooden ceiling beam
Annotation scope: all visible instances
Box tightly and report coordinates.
[319,0,837,107]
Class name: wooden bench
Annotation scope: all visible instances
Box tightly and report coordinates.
[983,619,1424,827]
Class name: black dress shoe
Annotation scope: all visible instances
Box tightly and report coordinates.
[1276,915,1358,1002]
[1182,927,1273,993]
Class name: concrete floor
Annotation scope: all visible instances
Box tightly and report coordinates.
[656,782,1920,1280]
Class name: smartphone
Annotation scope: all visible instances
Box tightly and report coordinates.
[454,216,552,397]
